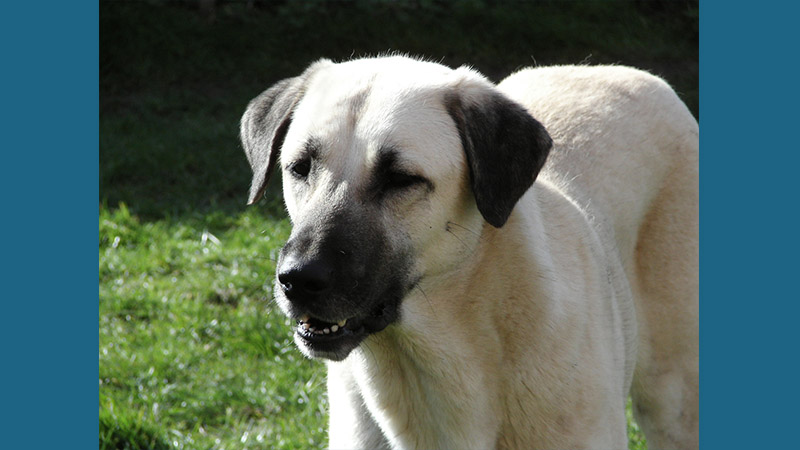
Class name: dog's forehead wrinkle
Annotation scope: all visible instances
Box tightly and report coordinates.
[344,87,371,128]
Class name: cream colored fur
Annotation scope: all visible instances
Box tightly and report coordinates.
[276,57,698,450]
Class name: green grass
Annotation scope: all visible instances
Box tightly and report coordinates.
[100,1,695,447]
[100,204,332,449]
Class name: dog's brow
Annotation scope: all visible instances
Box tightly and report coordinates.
[375,146,401,172]
[298,137,321,160]
[371,146,435,194]
[373,145,422,177]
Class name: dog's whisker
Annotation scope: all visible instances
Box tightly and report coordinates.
[445,221,485,240]
[445,228,474,253]
[263,294,279,309]
[414,284,435,314]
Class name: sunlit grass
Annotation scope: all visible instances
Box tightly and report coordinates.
[100,204,330,449]
[627,397,648,449]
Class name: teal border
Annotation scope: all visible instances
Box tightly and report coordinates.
[701,2,795,449]
[3,2,98,448]
[7,1,795,448]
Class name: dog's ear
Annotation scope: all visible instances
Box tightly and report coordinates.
[240,78,302,205]
[240,59,332,205]
[445,74,553,228]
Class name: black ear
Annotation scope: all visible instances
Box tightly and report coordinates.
[240,77,304,205]
[240,59,332,205]
[445,88,552,228]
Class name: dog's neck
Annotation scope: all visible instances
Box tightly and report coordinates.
[338,195,558,449]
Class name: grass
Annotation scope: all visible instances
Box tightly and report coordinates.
[99,204,330,449]
[100,0,696,447]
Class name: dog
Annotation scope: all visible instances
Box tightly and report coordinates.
[240,56,698,450]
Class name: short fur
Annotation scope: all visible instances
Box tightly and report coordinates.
[240,56,698,450]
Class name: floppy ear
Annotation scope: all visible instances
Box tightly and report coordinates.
[445,78,553,228]
[240,78,305,205]
[240,59,332,205]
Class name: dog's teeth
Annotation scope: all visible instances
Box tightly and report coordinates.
[314,330,323,335]
[331,325,339,332]
[309,327,316,332]
[302,323,310,330]
[337,319,347,327]
[323,328,331,334]
[300,314,310,323]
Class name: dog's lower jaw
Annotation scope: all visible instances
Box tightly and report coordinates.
[294,329,364,362]
[292,293,406,361]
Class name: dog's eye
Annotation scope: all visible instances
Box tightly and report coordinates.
[290,159,312,179]
[384,171,424,191]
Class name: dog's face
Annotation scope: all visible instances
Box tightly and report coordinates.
[241,57,551,361]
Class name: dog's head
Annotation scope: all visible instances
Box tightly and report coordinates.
[240,56,551,361]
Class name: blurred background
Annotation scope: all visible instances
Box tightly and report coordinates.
[99,1,697,448]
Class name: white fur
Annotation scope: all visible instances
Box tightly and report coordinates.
[278,57,698,450]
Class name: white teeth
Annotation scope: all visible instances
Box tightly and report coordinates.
[299,317,346,335]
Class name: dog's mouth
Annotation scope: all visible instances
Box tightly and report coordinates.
[292,301,399,361]
[297,315,351,337]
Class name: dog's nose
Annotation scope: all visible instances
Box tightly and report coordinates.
[277,257,334,300]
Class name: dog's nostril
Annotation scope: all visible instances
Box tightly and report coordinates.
[278,259,334,298]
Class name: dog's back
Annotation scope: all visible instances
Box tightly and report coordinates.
[499,65,699,449]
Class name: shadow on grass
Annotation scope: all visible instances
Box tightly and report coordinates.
[100,0,698,222]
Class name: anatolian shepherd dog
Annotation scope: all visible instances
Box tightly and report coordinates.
[240,56,698,450]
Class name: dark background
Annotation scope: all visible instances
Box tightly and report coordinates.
[100,0,698,220]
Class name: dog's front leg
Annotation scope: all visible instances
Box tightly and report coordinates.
[327,361,391,450]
